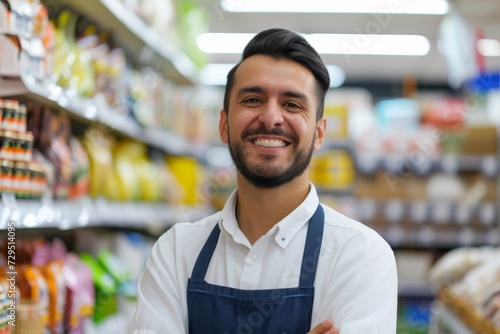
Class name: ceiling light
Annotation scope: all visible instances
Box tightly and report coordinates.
[197,33,254,54]
[221,0,449,15]
[308,34,430,56]
[199,63,346,87]
[197,33,431,56]
[478,39,500,57]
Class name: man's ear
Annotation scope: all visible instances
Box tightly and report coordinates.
[314,117,326,151]
[219,109,229,144]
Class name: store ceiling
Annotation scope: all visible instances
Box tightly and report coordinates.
[197,0,500,85]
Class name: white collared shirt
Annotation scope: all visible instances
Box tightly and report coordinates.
[126,184,398,334]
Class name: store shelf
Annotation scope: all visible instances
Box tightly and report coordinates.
[382,226,500,249]
[355,153,498,176]
[0,74,209,159]
[355,198,498,226]
[41,0,198,85]
[399,280,437,297]
[0,194,214,231]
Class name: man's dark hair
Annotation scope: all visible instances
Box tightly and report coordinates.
[222,28,330,120]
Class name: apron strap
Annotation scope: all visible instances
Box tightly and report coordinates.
[299,204,325,287]
[191,223,221,279]
[191,204,325,285]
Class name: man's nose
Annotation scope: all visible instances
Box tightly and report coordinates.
[258,102,284,128]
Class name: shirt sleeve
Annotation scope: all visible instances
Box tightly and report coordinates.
[314,235,398,334]
[125,233,187,334]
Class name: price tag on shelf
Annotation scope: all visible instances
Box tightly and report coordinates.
[1,192,18,229]
[2,192,16,210]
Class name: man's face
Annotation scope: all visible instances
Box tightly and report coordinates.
[219,54,326,188]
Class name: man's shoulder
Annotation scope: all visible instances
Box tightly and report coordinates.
[148,211,223,260]
[168,210,222,232]
[320,204,390,245]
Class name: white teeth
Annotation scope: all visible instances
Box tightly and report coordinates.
[254,139,286,147]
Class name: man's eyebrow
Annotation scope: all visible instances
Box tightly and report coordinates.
[236,86,265,98]
[236,86,309,102]
[283,91,308,101]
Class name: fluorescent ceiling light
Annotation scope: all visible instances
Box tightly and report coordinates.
[308,33,430,56]
[197,33,431,56]
[478,39,500,57]
[197,33,254,54]
[221,0,449,15]
[200,63,345,87]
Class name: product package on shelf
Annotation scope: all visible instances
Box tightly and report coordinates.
[0,98,48,200]
[310,149,355,192]
[0,238,95,334]
[429,246,500,333]
[26,102,89,200]
[0,0,53,81]
[349,93,499,248]
[165,155,208,207]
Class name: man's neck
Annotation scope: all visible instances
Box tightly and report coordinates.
[235,173,311,245]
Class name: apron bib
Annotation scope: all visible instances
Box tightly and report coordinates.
[187,205,325,334]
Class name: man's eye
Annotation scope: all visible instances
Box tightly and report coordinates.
[283,102,300,109]
[243,98,261,103]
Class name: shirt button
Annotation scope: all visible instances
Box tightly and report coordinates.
[252,254,260,261]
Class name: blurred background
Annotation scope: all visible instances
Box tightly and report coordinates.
[0,0,499,333]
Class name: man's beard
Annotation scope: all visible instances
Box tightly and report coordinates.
[227,126,315,188]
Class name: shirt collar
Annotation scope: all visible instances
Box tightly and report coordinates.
[218,183,320,248]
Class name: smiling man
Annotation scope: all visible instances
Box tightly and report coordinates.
[126,28,397,334]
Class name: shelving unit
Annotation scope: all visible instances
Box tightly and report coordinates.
[0,73,209,159]
[355,153,498,176]
[0,0,213,235]
[41,0,198,86]
[0,193,212,231]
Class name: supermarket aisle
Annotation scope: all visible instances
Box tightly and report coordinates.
[0,0,499,333]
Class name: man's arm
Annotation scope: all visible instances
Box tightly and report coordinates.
[308,320,340,334]
[125,233,186,333]
[316,235,398,334]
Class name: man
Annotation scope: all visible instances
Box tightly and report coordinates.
[126,28,397,334]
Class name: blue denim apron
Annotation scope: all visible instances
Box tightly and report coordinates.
[187,205,324,334]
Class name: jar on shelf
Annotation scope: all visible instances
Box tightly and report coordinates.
[2,100,19,132]
[1,160,15,193]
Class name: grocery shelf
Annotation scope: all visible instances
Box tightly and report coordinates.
[354,198,498,227]
[382,225,500,249]
[355,153,498,176]
[0,193,214,231]
[0,74,208,159]
[398,280,437,297]
[41,0,198,85]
